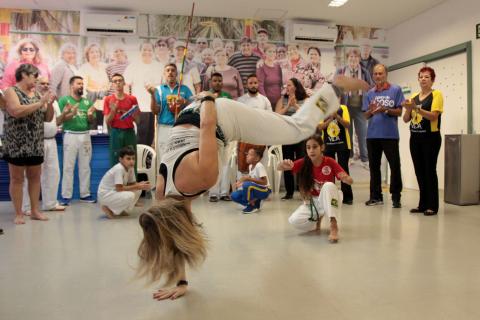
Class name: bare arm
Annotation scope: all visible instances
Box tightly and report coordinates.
[277,159,294,171]
[4,87,48,118]
[147,85,160,115]
[115,181,150,192]
[153,260,187,301]
[44,100,54,122]
[196,99,219,187]
[275,98,287,114]
[337,172,353,185]
[417,108,440,121]
[334,112,350,128]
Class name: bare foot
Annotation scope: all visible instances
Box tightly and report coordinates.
[14,215,26,225]
[333,75,370,92]
[315,215,323,232]
[119,211,130,216]
[30,211,49,221]
[134,201,143,207]
[328,217,339,243]
[101,205,115,219]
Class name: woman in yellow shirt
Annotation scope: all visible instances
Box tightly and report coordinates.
[402,67,443,216]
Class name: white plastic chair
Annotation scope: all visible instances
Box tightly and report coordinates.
[137,144,156,196]
[226,141,238,189]
[266,145,283,194]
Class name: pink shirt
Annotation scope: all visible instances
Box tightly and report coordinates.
[0,60,51,89]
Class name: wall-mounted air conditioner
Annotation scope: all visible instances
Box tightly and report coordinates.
[285,20,338,46]
[80,11,138,36]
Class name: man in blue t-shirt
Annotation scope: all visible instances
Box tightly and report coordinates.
[147,63,193,161]
[362,64,405,208]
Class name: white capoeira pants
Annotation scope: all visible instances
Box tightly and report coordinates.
[288,182,343,232]
[209,141,235,197]
[22,138,61,212]
[98,189,142,215]
[215,83,339,146]
[62,132,92,199]
[156,124,172,171]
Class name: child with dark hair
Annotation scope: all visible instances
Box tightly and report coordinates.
[277,134,353,242]
[231,148,271,213]
[97,146,151,218]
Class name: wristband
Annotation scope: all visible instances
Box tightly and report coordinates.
[200,96,215,103]
[176,280,188,287]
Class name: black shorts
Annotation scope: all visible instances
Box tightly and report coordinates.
[3,155,44,166]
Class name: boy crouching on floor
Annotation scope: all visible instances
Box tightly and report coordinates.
[231,148,271,214]
[98,146,151,218]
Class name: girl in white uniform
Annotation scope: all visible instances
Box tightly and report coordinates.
[277,133,353,243]
[136,76,369,301]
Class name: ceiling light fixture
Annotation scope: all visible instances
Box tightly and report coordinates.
[328,0,349,7]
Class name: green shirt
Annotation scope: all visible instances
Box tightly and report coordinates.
[210,90,232,99]
[58,95,95,132]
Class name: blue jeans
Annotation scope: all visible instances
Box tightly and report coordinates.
[347,106,368,162]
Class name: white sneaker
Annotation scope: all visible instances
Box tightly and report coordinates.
[361,161,369,170]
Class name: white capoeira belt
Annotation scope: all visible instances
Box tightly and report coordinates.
[64,130,89,134]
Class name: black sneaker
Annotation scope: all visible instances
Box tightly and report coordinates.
[220,195,232,201]
[343,199,353,205]
[365,199,383,206]
[209,196,219,202]
[392,201,402,208]
[281,194,293,200]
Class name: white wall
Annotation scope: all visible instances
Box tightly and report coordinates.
[387,0,480,133]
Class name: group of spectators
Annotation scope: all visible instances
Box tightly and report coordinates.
[0,31,445,229]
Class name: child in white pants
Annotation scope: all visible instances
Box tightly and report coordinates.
[98,146,150,218]
[278,133,353,243]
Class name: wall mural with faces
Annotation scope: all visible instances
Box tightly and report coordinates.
[1,9,388,97]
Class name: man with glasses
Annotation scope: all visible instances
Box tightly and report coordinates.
[104,73,140,167]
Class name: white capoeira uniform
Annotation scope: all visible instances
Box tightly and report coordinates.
[22,104,62,212]
[158,83,340,198]
[97,163,141,215]
[288,182,343,232]
[62,130,92,199]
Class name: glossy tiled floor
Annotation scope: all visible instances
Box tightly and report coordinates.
[1,187,479,320]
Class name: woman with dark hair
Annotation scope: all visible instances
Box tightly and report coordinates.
[277,134,353,242]
[2,64,55,224]
[402,66,443,216]
[1,38,50,89]
[275,78,308,199]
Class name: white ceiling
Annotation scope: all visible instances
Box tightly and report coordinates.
[2,0,446,28]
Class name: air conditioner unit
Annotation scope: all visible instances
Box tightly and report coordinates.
[285,20,338,46]
[80,11,138,36]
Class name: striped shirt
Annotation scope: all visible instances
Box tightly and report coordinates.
[227,52,260,88]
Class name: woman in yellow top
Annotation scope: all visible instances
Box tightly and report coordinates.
[402,67,443,216]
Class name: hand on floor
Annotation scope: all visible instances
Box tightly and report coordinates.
[153,285,187,301]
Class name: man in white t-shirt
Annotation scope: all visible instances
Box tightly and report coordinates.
[236,74,271,173]
[237,74,272,111]
[97,146,151,218]
[231,148,271,213]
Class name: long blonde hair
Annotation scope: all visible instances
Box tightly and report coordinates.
[137,198,207,286]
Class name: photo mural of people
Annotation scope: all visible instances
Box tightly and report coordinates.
[1,8,387,181]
